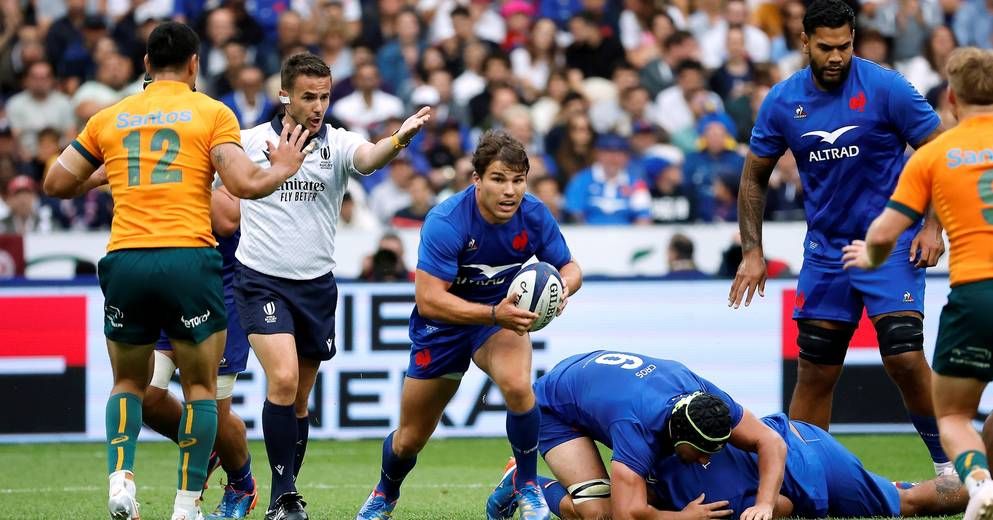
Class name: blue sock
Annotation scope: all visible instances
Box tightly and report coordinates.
[507,405,541,487]
[227,455,254,492]
[294,416,309,479]
[262,400,297,505]
[538,476,567,517]
[910,414,949,463]
[375,431,417,502]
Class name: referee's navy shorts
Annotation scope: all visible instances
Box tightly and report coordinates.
[233,260,338,361]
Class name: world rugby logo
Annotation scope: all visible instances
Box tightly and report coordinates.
[264,301,277,324]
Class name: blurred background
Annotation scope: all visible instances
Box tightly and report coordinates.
[0,0,977,441]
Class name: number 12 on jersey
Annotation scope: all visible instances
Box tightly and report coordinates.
[122,128,182,186]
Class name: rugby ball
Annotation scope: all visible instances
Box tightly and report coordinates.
[507,262,564,332]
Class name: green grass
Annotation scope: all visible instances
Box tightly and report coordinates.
[0,434,958,519]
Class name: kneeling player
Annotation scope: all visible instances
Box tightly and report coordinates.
[356,130,583,520]
[651,413,967,518]
[487,350,787,520]
[144,186,257,519]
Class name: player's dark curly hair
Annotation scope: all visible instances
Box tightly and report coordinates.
[668,392,732,454]
[472,130,530,178]
[802,0,855,35]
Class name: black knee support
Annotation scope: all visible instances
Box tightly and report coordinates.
[796,322,855,365]
[874,315,924,357]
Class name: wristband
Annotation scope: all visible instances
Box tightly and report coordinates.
[391,133,410,150]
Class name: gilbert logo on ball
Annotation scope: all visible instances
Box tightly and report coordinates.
[508,262,563,332]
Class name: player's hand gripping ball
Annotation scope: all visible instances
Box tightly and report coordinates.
[507,262,564,332]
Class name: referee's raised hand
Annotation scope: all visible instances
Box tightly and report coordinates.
[266,123,310,178]
[396,106,432,145]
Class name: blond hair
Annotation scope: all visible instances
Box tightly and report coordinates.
[946,47,993,106]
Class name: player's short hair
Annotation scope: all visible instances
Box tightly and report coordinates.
[472,130,530,178]
[802,0,855,35]
[147,22,200,72]
[281,53,332,91]
[668,392,732,454]
[947,47,993,106]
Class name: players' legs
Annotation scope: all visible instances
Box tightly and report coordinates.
[788,319,853,430]
[543,437,612,520]
[292,356,321,480]
[378,376,461,497]
[474,330,543,483]
[873,311,948,469]
[934,375,991,490]
[898,475,969,516]
[251,332,303,506]
[105,340,155,519]
[171,331,225,514]
[144,350,183,443]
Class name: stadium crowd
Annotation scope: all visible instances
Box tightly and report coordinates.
[0,0,975,234]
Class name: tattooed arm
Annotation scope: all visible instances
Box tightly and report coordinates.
[728,152,779,309]
[211,123,309,199]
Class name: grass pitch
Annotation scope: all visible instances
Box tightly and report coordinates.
[0,434,953,519]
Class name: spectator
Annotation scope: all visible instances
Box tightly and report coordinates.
[426,119,465,168]
[331,63,405,138]
[318,20,354,86]
[953,0,992,49]
[200,7,240,81]
[552,112,596,184]
[899,24,957,97]
[856,28,892,68]
[683,112,744,222]
[564,133,652,225]
[589,62,641,134]
[530,70,571,135]
[369,154,416,223]
[649,160,697,224]
[377,7,425,101]
[698,0,772,68]
[652,59,723,142]
[661,233,710,280]
[709,26,755,102]
[452,39,490,106]
[711,172,739,222]
[6,61,75,160]
[890,0,943,62]
[211,40,251,98]
[339,191,382,232]
[43,0,89,84]
[72,52,135,126]
[0,176,41,234]
[639,30,701,98]
[502,104,542,156]
[510,17,558,99]
[411,69,466,127]
[500,0,536,52]
[360,232,413,281]
[392,175,436,228]
[27,128,60,182]
[221,65,276,128]
[565,11,626,78]
[771,0,805,61]
[468,52,515,128]
[257,10,305,75]
[530,175,567,222]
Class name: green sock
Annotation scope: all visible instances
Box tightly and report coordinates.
[105,392,142,475]
[955,450,990,484]
[177,399,218,492]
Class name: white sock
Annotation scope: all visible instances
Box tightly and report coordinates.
[109,470,135,496]
[965,470,992,497]
[174,489,201,511]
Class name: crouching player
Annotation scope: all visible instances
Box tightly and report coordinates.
[357,130,583,520]
[488,350,787,520]
[143,185,257,519]
[651,413,968,518]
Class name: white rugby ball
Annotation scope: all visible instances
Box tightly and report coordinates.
[507,262,564,332]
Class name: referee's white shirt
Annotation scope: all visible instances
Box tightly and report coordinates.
[236,116,367,280]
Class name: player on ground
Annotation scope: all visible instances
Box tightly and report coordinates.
[356,130,583,520]
[842,47,993,520]
[143,182,258,519]
[728,0,951,475]
[651,413,968,518]
[486,350,787,520]
[43,21,309,520]
[233,53,431,520]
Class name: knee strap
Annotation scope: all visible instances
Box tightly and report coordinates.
[568,478,612,504]
[875,315,924,357]
[796,322,855,365]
